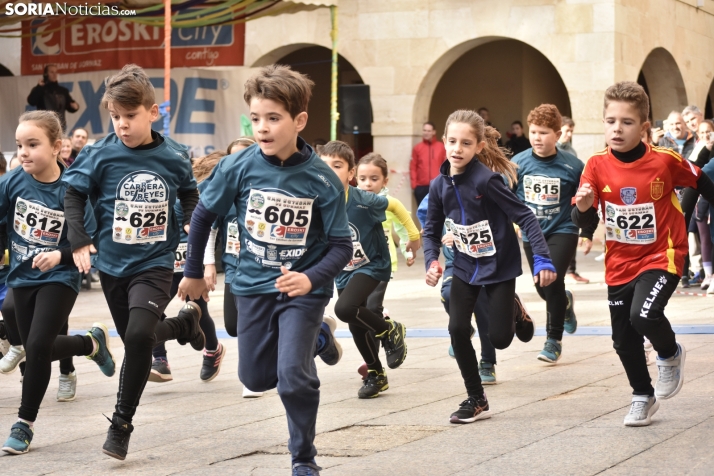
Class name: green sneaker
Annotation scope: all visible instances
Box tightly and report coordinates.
[358,370,389,399]
[564,290,578,334]
[537,338,562,363]
[378,319,407,369]
[87,323,116,377]
[479,360,497,385]
[2,421,33,455]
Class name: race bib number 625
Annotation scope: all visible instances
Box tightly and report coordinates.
[446,219,496,258]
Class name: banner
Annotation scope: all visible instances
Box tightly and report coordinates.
[0,68,254,157]
[21,18,245,75]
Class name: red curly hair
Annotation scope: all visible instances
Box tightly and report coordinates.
[527,104,562,132]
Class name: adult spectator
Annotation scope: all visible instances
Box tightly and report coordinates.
[557,116,578,157]
[410,121,446,206]
[60,137,72,165]
[682,105,704,134]
[68,127,88,163]
[658,111,696,160]
[27,64,79,132]
[506,121,530,156]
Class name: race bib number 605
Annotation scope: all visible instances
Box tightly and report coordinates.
[245,190,314,246]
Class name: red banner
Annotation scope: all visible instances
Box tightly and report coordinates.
[21,18,245,75]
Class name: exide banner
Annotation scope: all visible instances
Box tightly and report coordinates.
[21,17,245,75]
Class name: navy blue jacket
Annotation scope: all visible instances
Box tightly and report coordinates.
[423,158,551,285]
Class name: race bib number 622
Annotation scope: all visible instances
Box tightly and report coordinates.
[604,201,656,245]
[245,190,314,246]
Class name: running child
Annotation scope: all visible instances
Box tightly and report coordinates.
[63,64,205,460]
[321,144,420,398]
[178,64,350,476]
[512,104,595,363]
[572,81,714,426]
[149,151,226,383]
[1,111,115,455]
[423,109,556,424]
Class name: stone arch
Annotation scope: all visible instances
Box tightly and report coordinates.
[414,37,571,139]
[637,48,688,122]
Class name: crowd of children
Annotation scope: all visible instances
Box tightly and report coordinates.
[0,61,704,476]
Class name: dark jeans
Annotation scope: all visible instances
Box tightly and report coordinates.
[524,233,579,340]
[608,270,679,396]
[441,266,496,364]
[449,276,519,397]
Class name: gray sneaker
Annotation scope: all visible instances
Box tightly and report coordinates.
[655,342,686,399]
[0,345,25,374]
[623,395,659,427]
[57,371,77,402]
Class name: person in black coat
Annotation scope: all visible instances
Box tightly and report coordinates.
[27,64,79,132]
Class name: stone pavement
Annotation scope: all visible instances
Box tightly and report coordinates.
[2,247,714,475]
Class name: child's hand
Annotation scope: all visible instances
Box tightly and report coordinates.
[406,256,415,267]
[33,250,61,272]
[406,239,421,255]
[178,276,210,302]
[575,183,595,212]
[441,232,454,247]
[426,261,442,287]
[534,269,556,287]
[184,224,190,234]
[204,264,217,291]
[579,237,593,255]
[275,267,312,297]
[72,244,97,274]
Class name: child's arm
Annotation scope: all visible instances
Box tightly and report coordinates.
[64,186,95,273]
[390,217,413,264]
[386,196,421,255]
[421,188,446,286]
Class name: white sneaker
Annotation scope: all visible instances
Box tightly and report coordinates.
[242,386,263,398]
[701,276,711,291]
[708,284,714,295]
[57,371,77,402]
[0,346,25,374]
[594,253,605,262]
[655,343,686,399]
[623,395,659,427]
[644,339,654,366]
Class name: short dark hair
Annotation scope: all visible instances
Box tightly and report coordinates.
[72,127,88,136]
[561,116,575,128]
[511,120,523,127]
[102,64,156,110]
[244,64,315,119]
[423,122,435,129]
[319,140,355,169]
[477,107,489,113]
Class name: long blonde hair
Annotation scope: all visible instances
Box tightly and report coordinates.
[444,109,518,187]
[192,151,225,183]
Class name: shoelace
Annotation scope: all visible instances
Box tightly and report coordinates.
[628,400,647,416]
[58,377,74,394]
[459,397,477,410]
[657,362,676,382]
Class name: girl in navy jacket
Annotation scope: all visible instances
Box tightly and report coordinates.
[423,109,557,424]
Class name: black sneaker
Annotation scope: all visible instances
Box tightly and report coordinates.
[358,370,389,399]
[514,294,535,342]
[379,318,407,369]
[316,315,342,366]
[176,302,205,351]
[449,395,491,424]
[102,415,133,460]
[148,357,173,383]
[200,343,226,382]
[681,276,690,288]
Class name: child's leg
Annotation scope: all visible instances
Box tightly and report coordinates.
[58,321,75,376]
[629,271,679,360]
[440,266,453,314]
[224,282,238,337]
[235,294,280,392]
[195,297,218,351]
[448,276,483,396]
[473,291,496,364]
[365,280,389,318]
[2,288,22,347]
[482,279,517,350]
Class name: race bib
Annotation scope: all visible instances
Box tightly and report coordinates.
[245,190,313,246]
[173,243,187,273]
[13,198,65,246]
[604,201,656,245]
[225,221,240,256]
[524,175,560,206]
[344,242,370,271]
[446,219,496,258]
[112,200,169,244]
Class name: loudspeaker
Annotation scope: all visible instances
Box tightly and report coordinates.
[339,84,372,134]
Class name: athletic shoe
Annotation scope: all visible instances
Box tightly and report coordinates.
[479,360,497,385]
[176,302,205,351]
[148,357,173,382]
[449,395,491,424]
[448,323,476,358]
[2,421,33,455]
[623,395,659,427]
[102,415,133,460]
[86,323,115,377]
[0,320,9,358]
[701,276,711,291]
[242,386,264,398]
[514,294,535,342]
[708,283,714,295]
[317,315,342,366]
[357,362,368,380]
[57,371,77,402]
[594,252,605,262]
[537,338,562,363]
[564,290,578,334]
[0,345,25,374]
[200,343,226,382]
[358,370,389,399]
[655,343,686,399]
[681,276,690,288]
[292,462,322,476]
[379,318,407,369]
[644,339,654,366]
[566,272,589,284]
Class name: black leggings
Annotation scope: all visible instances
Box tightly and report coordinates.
[449,276,519,397]
[152,273,219,358]
[13,284,93,421]
[2,289,75,374]
[224,281,238,338]
[523,233,578,341]
[335,273,390,373]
